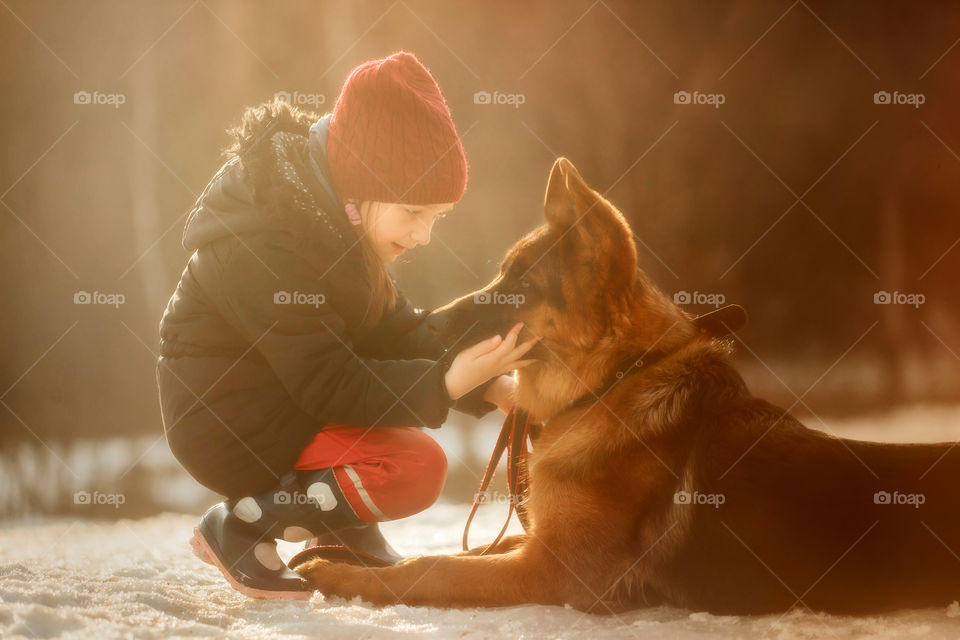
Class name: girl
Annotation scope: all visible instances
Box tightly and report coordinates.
[156,52,537,599]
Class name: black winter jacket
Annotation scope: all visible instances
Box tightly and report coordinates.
[156,113,495,498]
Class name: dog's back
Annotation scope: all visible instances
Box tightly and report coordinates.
[648,354,960,614]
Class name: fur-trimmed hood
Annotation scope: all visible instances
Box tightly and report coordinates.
[182,109,351,254]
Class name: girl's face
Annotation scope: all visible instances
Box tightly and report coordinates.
[358,201,454,263]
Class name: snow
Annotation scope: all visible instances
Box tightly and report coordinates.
[3,503,960,639]
[4,405,960,638]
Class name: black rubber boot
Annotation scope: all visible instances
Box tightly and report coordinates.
[228,469,366,541]
[310,523,403,565]
[191,468,369,599]
[191,502,312,599]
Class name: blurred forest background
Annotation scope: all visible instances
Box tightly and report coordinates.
[2,0,959,517]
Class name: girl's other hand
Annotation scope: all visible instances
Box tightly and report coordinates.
[482,374,518,414]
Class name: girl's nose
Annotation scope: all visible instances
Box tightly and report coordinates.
[411,219,433,246]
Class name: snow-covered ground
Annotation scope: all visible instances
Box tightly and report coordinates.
[4,404,960,639]
[6,502,960,640]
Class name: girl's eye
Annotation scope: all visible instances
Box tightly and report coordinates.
[407,209,447,222]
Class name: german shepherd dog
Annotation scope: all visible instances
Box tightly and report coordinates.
[292,158,960,615]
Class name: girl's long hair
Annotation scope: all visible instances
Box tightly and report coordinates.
[224,100,397,327]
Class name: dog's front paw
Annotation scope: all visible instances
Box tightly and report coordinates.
[292,556,385,603]
[291,557,343,595]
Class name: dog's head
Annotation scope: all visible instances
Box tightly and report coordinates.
[428,157,698,421]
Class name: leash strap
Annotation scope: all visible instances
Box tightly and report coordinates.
[508,409,532,531]
[461,407,534,554]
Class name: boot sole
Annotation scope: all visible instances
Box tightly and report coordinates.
[190,527,313,601]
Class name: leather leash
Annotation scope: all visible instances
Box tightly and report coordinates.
[461,407,535,554]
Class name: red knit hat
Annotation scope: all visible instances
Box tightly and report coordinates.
[327,52,468,205]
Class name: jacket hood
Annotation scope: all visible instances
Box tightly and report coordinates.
[181,157,262,251]
[182,114,346,252]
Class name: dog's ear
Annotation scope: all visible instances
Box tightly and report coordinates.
[544,157,619,232]
[544,157,578,228]
[543,157,637,289]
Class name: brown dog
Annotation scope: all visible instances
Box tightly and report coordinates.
[292,158,960,615]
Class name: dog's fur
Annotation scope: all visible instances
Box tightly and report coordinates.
[292,158,960,615]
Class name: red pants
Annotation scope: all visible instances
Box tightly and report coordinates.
[294,425,447,523]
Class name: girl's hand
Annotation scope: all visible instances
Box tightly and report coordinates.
[443,323,539,401]
[482,374,517,414]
